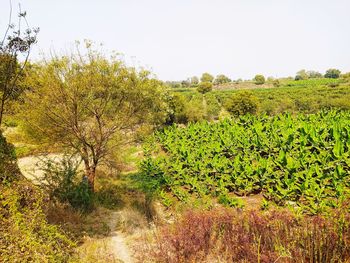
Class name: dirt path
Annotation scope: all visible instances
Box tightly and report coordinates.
[107,211,135,263]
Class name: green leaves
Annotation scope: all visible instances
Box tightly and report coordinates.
[141,110,350,214]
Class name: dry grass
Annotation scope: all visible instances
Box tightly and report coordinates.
[137,208,350,263]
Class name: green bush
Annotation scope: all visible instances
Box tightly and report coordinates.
[0,131,21,183]
[254,74,265,85]
[0,180,75,262]
[39,156,94,212]
[197,82,213,94]
[224,91,259,116]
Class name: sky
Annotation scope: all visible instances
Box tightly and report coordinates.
[0,0,350,81]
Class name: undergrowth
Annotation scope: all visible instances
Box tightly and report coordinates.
[139,208,350,263]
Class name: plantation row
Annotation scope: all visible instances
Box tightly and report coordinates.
[141,110,350,214]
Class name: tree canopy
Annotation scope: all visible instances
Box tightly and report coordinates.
[214,74,231,85]
[23,45,168,191]
[200,72,214,83]
[254,74,265,85]
[324,68,341,79]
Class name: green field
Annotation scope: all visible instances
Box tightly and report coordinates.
[141,110,350,214]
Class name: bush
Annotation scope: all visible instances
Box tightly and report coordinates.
[38,156,93,212]
[0,131,21,183]
[254,74,265,85]
[224,91,259,116]
[0,180,75,262]
[197,82,213,94]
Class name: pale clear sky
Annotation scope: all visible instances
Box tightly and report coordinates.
[1,0,350,81]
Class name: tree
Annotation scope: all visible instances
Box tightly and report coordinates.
[307,70,323,78]
[23,44,168,191]
[200,72,214,83]
[295,69,308,80]
[0,4,38,127]
[189,76,199,86]
[214,74,231,85]
[197,81,213,94]
[324,68,341,79]
[224,91,259,116]
[254,74,265,85]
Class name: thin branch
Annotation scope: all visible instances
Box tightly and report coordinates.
[1,0,13,47]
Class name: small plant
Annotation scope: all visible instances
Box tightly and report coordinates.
[218,194,244,208]
[38,155,93,212]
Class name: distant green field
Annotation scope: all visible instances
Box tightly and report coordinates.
[171,79,350,118]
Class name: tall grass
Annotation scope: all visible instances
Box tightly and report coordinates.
[139,208,350,263]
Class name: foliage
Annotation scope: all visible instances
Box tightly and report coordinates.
[189,76,199,86]
[38,156,93,212]
[0,131,21,183]
[200,72,214,83]
[325,68,341,79]
[224,91,259,116]
[184,95,206,121]
[254,74,265,85]
[23,42,168,191]
[140,208,350,263]
[295,69,309,80]
[214,74,231,85]
[0,6,39,127]
[141,110,350,214]
[165,92,188,124]
[197,81,213,94]
[0,180,75,262]
[307,70,323,78]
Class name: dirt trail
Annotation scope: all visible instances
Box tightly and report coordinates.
[107,211,135,263]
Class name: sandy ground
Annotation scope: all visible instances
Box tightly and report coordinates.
[107,211,135,263]
[17,154,66,182]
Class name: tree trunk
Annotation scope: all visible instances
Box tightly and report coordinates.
[86,166,96,192]
[0,95,5,127]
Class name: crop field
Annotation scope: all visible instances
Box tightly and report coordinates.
[141,110,350,214]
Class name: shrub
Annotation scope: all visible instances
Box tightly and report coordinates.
[224,91,259,116]
[254,74,265,85]
[197,82,213,94]
[38,156,93,212]
[0,180,75,262]
[0,131,21,183]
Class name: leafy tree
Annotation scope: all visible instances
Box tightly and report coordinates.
[254,74,265,85]
[295,70,308,80]
[200,72,214,83]
[165,93,188,124]
[23,44,168,191]
[181,79,190,88]
[225,91,259,116]
[214,74,231,85]
[307,70,323,78]
[324,68,341,79]
[190,76,199,86]
[197,81,213,94]
[0,6,38,127]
